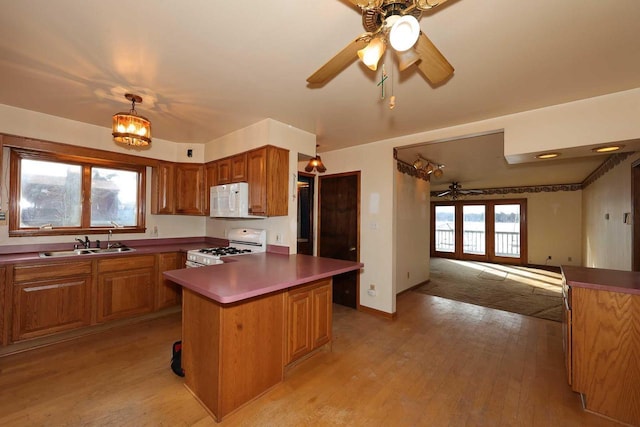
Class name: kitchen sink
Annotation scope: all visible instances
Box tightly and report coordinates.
[39,247,135,258]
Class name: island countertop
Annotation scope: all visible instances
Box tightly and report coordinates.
[163,252,364,304]
[561,265,640,295]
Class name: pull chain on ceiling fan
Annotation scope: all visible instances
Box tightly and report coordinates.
[307,0,454,85]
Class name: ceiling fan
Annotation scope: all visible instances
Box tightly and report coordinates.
[436,182,483,199]
[307,0,454,85]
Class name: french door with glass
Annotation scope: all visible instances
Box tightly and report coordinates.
[431,199,527,265]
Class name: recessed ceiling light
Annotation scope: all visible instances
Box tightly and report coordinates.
[536,152,560,159]
[592,145,623,153]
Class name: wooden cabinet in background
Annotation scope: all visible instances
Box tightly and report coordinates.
[152,162,206,215]
[216,153,247,185]
[247,145,289,216]
[204,162,217,216]
[97,255,155,322]
[156,252,183,310]
[151,162,175,214]
[175,163,206,215]
[11,261,92,341]
[285,278,332,365]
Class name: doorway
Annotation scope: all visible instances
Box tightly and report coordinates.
[296,173,314,256]
[318,172,360,308]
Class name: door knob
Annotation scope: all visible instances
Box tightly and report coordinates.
[349,247,356,251]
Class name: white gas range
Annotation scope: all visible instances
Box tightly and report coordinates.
[185,228,267,268]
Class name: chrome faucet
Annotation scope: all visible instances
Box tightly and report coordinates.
[107,229,113,249]
[75,236,90,249]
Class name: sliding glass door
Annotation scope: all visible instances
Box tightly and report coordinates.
[431,199,527,265]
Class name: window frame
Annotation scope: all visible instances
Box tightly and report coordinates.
[9,148,146,237]
[430,198,528,265]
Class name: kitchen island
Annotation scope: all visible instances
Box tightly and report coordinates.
[163,253,363,422]
[561,266,640,426]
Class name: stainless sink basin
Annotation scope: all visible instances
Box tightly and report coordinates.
[39,247,135,258]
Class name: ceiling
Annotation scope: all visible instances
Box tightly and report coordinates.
[0,0,639,188]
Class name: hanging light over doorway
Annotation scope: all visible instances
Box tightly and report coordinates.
[305,156,327,173]
[112,93,152,147]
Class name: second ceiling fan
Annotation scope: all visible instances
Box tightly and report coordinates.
[307,0,455,85]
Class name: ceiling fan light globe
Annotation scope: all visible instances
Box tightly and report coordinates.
[357,37,386,71]
[389,15,420,52]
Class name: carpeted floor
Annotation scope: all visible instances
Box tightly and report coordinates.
[416,258,563,322]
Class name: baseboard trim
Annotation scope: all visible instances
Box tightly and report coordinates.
[358,304,397,320]
[398,280,430,296]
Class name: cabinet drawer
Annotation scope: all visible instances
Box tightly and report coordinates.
[98,255,155,273]
[13,261,92,283]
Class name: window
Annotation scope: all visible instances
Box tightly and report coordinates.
[431,199,527,265]
[10,149,145,236]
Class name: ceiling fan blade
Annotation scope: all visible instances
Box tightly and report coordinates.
[307,36,370,85]
[459,190,483,194]
[416,0,452,10]
[347,0,383,9]
[436,190,451,197]
[414,33,454,85]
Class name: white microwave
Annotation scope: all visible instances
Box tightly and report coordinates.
[210,183,264,218]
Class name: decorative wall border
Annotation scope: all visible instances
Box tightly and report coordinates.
[428,183,582,198]
[581,152,632,188]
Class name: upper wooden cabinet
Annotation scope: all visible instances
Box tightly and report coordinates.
[175,164,206,215]
[247,146,289,216]
[151,162,175,214]
[152,146,287,217]
[216,153,247,185]
[152,162,206,215]
[204,162,217,216]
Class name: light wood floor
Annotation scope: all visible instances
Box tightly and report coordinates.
[0,292,620,426]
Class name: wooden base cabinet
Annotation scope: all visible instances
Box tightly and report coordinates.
[181,278,333,422]
[285,278,332,365]
[11,261,92,341]
[566,285,640,426]
[97,255,155,323]
[182,288,285,422]
[156,252,183,310]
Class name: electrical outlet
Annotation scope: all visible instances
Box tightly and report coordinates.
[276,233,282,243]
[367,284,376,297]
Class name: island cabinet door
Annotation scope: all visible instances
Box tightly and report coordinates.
[311,280,332,348]
[286,289,313,363]
[286,278,333,365]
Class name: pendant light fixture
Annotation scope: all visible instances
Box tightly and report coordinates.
[305,156,327,173]
[112,93,152,147]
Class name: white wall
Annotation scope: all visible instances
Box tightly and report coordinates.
[437,190,583,267]
[394,170,430,294]
[582,152,639,270]
[325,88,639,315]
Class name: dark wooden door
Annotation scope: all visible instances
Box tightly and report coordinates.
[633,159,640,271]
[319,172,360,308]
